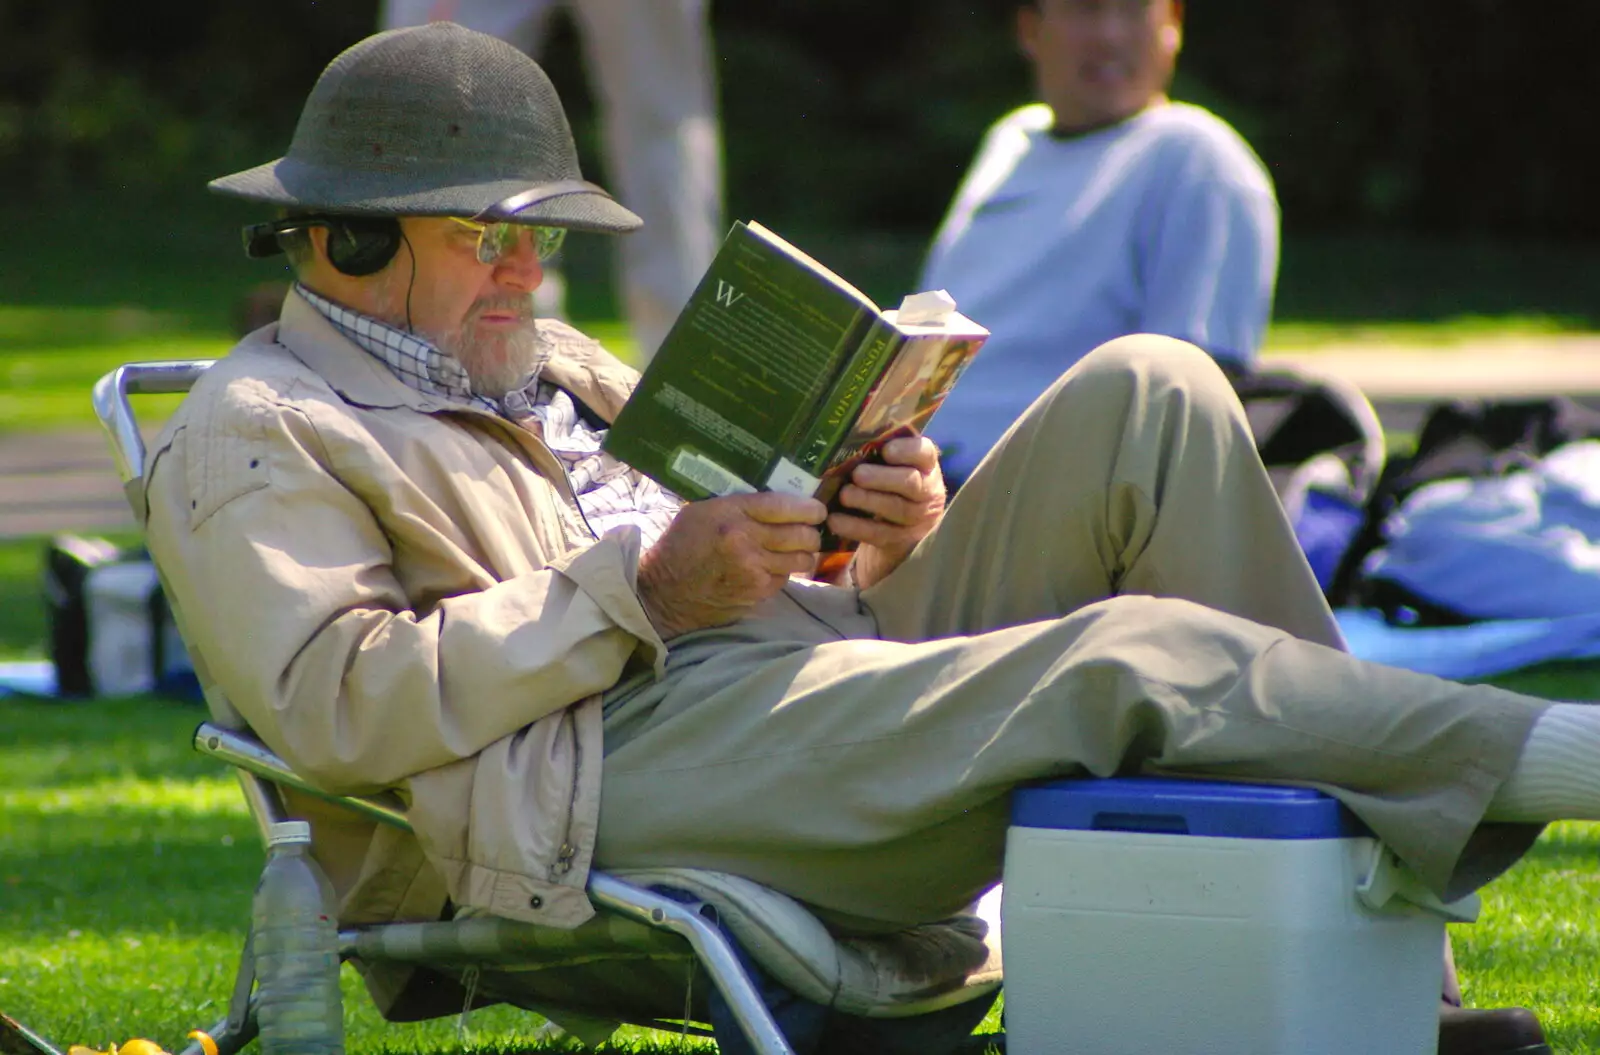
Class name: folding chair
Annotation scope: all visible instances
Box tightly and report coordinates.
[92,360,1004,1055]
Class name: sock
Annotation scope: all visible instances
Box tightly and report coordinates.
[1485,703,1600,822]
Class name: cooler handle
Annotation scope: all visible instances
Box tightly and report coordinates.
[1355,841,1480,923]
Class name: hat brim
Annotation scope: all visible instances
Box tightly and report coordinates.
[209,157,643,234]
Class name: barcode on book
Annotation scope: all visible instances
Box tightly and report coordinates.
[670,449,758,497]
[765,458,820,498]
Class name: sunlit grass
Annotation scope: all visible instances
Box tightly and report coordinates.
[0,696,720,1054]
[0,539,50,658]
[2,303,1589,435]
[3,775,245,817]
[0,341,224,434]
[2,692,1599,1052]
[1265,313,1594,350]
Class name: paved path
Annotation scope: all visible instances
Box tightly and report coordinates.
[1262,334,1600,432]
[0,429,145,540]
[4,339,1596,540]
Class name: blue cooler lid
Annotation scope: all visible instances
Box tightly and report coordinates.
[1011,777,1369,839]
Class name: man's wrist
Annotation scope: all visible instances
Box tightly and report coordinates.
[851,546,892,591]
[636,555,683,640]
[638,586,687,641]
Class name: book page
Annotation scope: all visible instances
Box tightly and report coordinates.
[811,324,986,567]
[815,328,985,495]
[746,221,878,312]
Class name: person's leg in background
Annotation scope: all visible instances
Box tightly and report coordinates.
[378,1,568,324]
[569,0,723,361]
[380,0,721,359]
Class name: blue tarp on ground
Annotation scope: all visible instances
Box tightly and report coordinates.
[1337,608,1600,680]
[0,659,200,701]
[0,660,56,698]
[1363,440,1600,622]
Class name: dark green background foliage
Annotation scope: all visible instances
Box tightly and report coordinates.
[2,0,1596,240]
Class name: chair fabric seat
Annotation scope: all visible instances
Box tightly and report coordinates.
[348,866,1002,1039]
[611,868,1003,1019]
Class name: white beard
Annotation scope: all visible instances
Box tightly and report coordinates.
[432,296,547,398]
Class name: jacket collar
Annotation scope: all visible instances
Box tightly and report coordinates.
[276,287,436,411]
[273,286,640,423]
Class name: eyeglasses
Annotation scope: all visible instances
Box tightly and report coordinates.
[448,218,567,264]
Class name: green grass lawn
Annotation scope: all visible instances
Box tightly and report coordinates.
[0,696,721,1055]
[3,687,1600,1053]
[0,192,636,435]
[0,306,638,436]
[1,300,1590,435]
[0,693,997,1055]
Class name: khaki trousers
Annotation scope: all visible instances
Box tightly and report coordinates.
[594,336,1544,928]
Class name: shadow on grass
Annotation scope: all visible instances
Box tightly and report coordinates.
[1274,235,1600,329]
[1478,660,1600,701]
[0,696,213,786]
[0,833,257,939]
[0,193,623,337]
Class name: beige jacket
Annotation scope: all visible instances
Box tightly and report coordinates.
[144,290,668,1009]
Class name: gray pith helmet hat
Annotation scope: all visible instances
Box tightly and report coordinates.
[208,22,642,234]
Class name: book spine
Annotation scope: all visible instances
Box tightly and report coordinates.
[785,317,905,477]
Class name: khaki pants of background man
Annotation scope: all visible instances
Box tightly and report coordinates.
[594,336,1544,931]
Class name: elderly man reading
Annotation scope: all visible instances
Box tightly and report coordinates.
[148,23,1582,1054]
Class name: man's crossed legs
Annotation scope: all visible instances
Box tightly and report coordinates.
[594,336,1545,924]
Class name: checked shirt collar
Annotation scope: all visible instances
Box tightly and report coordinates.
[295,284,685,547]
[296,283,548,418]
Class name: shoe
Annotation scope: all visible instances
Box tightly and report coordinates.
[952,1004,1548,1055]
[1438,1004,1552,1055]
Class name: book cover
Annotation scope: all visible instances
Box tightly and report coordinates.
[602,220,987,567]
[602,220,879,500]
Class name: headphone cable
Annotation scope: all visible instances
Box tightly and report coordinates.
[400,227,418,333]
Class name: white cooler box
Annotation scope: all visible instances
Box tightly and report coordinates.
[1001,777,1478,1055]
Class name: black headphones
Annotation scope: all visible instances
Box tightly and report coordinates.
[241,214,404,276]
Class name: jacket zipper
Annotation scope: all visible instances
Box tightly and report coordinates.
[467,412,590,881]
[508,414,601,542]
[550,708,581,879]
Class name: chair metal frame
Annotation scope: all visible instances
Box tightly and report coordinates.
[93,361,800,1055]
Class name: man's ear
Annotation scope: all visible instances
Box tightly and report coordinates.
[1016,3,1041,63]
[1162,1,1184,59]
[1160,22,1182,58]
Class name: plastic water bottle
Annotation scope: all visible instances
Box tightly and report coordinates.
[251,820,344,1055]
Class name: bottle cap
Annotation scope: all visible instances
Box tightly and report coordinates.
[267,820,312,847]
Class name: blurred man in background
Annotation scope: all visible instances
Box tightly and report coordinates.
[920,0,1276,485]
[921,4,1544,1050]
[382,0,723,361]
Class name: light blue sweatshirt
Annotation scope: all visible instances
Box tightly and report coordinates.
[920,101,1278,480]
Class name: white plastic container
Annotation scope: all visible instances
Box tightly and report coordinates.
[83,560,190,697]
[1001,778,1474,1055]
[85,560,163,696]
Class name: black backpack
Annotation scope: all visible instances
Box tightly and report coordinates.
[1229,365,1388,600]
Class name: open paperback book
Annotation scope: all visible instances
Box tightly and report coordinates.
[602,220,988,572]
